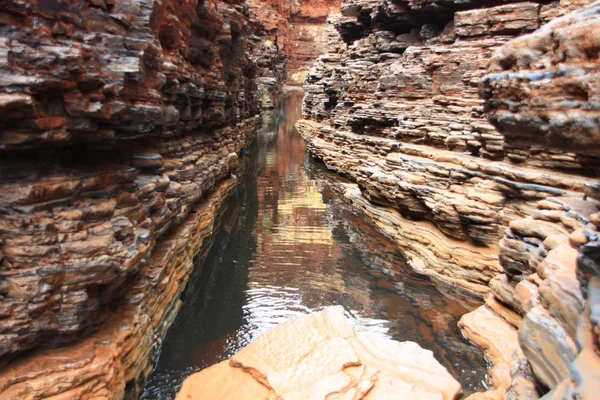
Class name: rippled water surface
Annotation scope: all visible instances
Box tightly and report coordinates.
[142,91,487,399]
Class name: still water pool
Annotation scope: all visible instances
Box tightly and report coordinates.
[141,91,487,399]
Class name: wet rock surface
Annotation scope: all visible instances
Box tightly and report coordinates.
[176,306,462,400]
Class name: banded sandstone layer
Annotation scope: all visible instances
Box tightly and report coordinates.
[245,0,342,86]
[298,0,600,398]
[0,0,288,398]
[253,0,342,81]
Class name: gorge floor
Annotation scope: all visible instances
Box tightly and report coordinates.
[141,91,488,399]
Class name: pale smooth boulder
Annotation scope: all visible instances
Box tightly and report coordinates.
[176,306,461,400]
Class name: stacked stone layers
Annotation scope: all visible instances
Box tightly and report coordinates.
[299,0,600,398]
[482,2,600,156]
[0,176,240,399]
[459,196,599,399]
[0,0,286,149]
[298,0,598,291]
[460,3,600,399]
[0,0,285,398]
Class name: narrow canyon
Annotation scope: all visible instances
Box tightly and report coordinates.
[0,0,598,399]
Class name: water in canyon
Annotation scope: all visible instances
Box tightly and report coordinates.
[141,91,488,399]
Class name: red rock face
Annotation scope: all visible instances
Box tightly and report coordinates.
[0,0,286,397]
[287,0,341,77]
[250,0,341,81]
[2,0,288,148]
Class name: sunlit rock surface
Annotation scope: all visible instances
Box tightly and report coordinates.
[462,3,600,399]
[459,196,600,400]
[176,306,461,400]
[0,178,239,399]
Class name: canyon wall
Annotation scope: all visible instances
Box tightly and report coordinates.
[298,0,600,398]
[298,0,598,292]
[251,0,341,83]
[461,4,600,399]
[0,0,285,398]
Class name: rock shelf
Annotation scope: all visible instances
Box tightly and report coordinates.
[176,306,462,400]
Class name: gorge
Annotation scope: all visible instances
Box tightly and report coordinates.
[0,0,599,399]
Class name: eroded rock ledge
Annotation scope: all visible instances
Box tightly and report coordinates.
[0,0,291,397]
[298,0,600,398]
[298,0,599,293]
[176,306,462,400]
[0,177,239,399]
[460,3,600,399]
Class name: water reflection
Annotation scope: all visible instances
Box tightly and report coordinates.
[141,92,487,399]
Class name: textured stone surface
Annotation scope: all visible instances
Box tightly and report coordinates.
[0,0,286,148]
[461,196,598,400]
[466,3,600,400]
[458,305,522,398]
[341,183,500,294]
[0,0,289,397]
[299,0,598,291]
[483,2,600,155]
[0,178,238,399]
[0,118,257,362]
[176,306,462,400]
[520,304,578,390]
[298,0,600,399]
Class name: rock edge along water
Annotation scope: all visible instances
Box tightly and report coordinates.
[176,306,462,400]
[298,0,600,398]
[0,0,291,398]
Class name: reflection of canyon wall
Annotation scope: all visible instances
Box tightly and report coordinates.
[298,0,600,398]
[0,0,285,398]
[252,93,347,307]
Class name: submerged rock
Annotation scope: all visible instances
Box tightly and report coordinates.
[176,306,461,400]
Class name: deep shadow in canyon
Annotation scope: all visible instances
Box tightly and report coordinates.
[141,91,488,399]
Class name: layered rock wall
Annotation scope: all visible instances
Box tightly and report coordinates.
[0,0,285,398]
[460,3,600,398]
[299,0,600,398]
[298,0,598,293]
[251,0,341,83]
